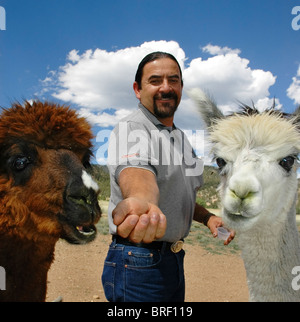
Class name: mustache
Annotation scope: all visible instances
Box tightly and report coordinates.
[154,92,178,100]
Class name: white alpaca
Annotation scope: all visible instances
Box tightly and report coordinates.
[190,89,300,302]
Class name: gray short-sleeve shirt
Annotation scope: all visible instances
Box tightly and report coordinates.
[107,104,204,242]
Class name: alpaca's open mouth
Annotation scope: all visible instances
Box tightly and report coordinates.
[76,225,96,237]
[59,215,98,244]
[223,209,260,232]
[61,192,101,244]
[226,210,258,220]
[226,212,247,221]
[71,222,97,242]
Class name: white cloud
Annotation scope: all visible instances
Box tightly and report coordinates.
[202,44,241,56]
[255,97,282,113]
[45,40,185,111]
[79,107,132,128]
[183,50,276,110]
[40,41,277,131]
[287,65,300,105]
[68,49,81,63]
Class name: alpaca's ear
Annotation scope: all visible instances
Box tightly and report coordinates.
[291,105,300,128]
[188,88,224,128]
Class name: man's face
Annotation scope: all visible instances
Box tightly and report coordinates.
[133,58,183,125]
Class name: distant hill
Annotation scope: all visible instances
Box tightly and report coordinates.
[91,165,221,207]
[90,165,110,200]
[196,166,220,209]
[91,165,300,213]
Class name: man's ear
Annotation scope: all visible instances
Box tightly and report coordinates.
[133,82,141,100]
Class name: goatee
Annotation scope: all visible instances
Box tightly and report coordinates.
[153,92,179,118]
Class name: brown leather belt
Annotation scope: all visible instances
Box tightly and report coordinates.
[112,235,184,253]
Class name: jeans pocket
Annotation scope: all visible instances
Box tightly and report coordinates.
[125,248,162,269]
[102,261,116,302]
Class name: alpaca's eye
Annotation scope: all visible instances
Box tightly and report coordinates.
[279,156,296,172]
[13,156,30,171]
[216,157,227,169]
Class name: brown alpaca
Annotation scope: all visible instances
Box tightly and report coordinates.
[0,101,101,302]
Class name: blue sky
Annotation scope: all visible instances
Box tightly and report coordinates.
[0,0,300,163]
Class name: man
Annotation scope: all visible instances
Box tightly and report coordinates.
[102,52,234,302]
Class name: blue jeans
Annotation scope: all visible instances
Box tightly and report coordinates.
[101,240,185,302]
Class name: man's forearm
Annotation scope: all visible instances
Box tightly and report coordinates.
[114,167,166,242]
[193,203,216,226]
[119,167,159,205]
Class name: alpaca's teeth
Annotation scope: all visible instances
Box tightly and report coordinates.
[76,225,95,236]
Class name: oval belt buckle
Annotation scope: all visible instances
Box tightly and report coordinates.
[171,240,184,253]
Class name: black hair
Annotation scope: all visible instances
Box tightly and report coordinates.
[135,52,183,89]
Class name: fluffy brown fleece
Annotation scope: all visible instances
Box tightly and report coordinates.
[0,101,93,154]
[0,101,101,302]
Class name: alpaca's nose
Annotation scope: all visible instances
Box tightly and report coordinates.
[223,172,263,218]
[230,188,254,200]
[228,174,260,201]
[65,170,101,220]
[69,190,95,210]
[67,183,99,215]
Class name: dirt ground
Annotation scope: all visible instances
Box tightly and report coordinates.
[46,233,249,302]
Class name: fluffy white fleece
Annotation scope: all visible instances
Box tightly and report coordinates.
[190,89,300,302]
